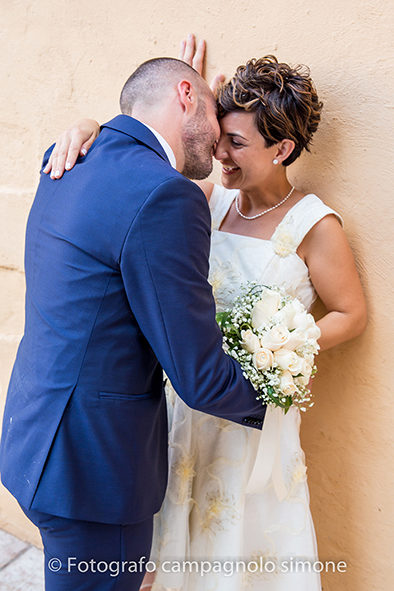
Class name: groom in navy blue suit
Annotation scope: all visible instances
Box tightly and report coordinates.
[0,58,266,590]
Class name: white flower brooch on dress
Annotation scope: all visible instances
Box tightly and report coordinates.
[271,219,298,257]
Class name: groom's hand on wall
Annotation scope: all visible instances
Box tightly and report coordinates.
[179,33,225,96]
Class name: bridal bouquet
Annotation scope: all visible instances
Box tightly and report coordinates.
[216,283,321,413]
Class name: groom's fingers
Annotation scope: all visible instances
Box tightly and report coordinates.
[182,33,196,66]
[210,73,226,97]
[178,35,205,75]
[192,39,205,75]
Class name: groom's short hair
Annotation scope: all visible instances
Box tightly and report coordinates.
[120,57,209,114]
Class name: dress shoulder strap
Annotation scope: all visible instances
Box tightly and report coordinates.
[272,194,344,254]
[209,185,238,230]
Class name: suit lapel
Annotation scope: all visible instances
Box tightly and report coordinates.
[101,115,170,164]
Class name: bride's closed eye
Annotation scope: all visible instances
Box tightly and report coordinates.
[230,139,244,148]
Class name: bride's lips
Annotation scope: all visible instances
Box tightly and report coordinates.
[222,165,240,176]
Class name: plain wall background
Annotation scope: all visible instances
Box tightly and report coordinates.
[0,1,393,589]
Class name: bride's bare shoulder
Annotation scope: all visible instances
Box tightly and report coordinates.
[194,181,215,202]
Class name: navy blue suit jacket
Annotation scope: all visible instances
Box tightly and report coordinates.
[0,115,266,524]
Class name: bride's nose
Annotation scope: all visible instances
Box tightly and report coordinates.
[214,137,227,161]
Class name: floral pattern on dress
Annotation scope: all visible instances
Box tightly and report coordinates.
[284,451,308,500]
[208,258,242,312]
[168,452,197,505]
[199,489,241,536]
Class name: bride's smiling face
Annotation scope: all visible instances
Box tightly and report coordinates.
[215,111,279,191]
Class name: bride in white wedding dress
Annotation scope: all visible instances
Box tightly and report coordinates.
[143,42,367,591]
[46,37,367,591]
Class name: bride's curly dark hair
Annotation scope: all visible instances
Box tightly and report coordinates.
[217,56,323,166]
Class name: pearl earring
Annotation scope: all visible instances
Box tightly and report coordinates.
[273,159,279,165]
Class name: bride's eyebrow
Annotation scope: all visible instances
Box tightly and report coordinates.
[227,132,248,141]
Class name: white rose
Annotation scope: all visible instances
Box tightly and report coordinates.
[295,375,309,386]
[252,348,274,371]
[274,349,304,375]
[305,324,321,341]
[272,299,305,330]
[251,290,281,329]
[284,328,307,351]
[294,359,313,385]
[293,312,316,332]
[240,329,260,353]
[290,313,320,347]
[279,370,297,396]
[303,352,315,366]
[301,359,313,379]
[260,325,290,351]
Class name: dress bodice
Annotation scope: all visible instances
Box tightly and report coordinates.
[208,184,344,312]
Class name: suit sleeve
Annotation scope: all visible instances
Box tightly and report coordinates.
[120,176,266,429]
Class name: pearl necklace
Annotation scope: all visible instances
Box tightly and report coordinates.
[235,186,295,220]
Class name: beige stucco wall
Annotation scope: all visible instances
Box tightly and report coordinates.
[1,1,393,589]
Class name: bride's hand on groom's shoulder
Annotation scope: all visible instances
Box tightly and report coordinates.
[179,33,225,96]
[43,118,100,179]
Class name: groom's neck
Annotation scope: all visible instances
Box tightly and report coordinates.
[129,104,185,173]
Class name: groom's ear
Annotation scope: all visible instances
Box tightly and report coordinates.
[176,80,197,114]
